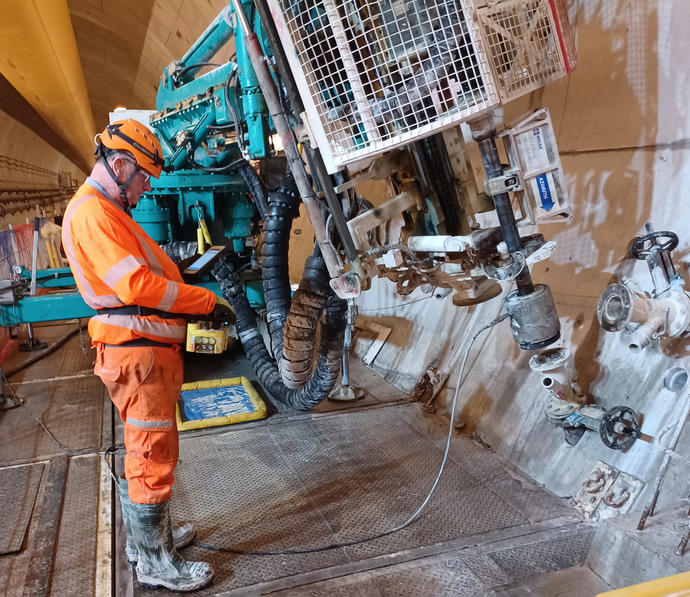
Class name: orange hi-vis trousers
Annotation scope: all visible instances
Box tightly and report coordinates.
[95,343,183,504]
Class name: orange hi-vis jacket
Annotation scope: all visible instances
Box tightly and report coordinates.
[62,177,216,345]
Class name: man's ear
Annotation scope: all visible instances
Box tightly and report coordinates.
[111,156,125,177]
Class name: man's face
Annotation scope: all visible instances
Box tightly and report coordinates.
[114,155,152,208]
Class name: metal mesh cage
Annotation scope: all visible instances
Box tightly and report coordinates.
[272,0,499,170]
[475,0,568,101]
[268,0,574,171]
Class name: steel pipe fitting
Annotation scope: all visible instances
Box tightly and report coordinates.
[504,284,560,350]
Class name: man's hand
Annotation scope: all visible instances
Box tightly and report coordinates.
[208,295,234,323]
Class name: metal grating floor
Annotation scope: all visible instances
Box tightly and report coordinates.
[266,526,597,596]
[0,463,44,554]
[0,377,105,463]
[0,456,102,596]
[134,403,580,595]
[51,455,101,596]
[0,464,48,597]
[0,323,106,595]
[0,322,601,595]
[0,323,103,466]
[4,322,94,380]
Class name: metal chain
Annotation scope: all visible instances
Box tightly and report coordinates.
[78,321,90,357]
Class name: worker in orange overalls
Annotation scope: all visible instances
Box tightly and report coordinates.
[62,119,230,592]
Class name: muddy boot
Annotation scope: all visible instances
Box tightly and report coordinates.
[127,499,213,592]
[118,477,196,564]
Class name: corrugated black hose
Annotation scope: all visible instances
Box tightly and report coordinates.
[261,182,297,363]
[261,178,343,391]
[160,241,199,263]
[211,249,346,411]
[235,158,269,220]
[278,252,332,389]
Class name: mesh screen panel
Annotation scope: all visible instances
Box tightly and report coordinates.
[275,0,499,167]
[271,0,572,170]
[477,0,566,101]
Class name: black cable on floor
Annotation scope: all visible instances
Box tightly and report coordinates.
[0,367,124,478]
[195,311,509,556]
[4,322,88,379]
[3,309,509,556]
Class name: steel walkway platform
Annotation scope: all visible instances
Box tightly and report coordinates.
[0,322,609,595]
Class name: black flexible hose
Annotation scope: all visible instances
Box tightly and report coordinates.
[235,159,269,219]
[278,250,331,388]
[259,177,334,389]
[159,241,199,263]
[261,179,298,362]
[212,251,346,411]
[174,61,221,82]
[5,323,87,379]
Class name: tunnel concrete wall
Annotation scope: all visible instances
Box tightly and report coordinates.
[354,0,690,512]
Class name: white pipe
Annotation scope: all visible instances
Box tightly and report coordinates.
[541,376,570,400]
[407,235,472,253]
[30,218,39,296]
[628,313,666,352]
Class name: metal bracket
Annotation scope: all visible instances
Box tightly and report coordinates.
[571,461,618,517]
[482,168,522,197]
[0,280,21,306]
[354,320,392,366]
[482,251,526,281]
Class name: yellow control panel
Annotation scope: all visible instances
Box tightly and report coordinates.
[185,322,230,354]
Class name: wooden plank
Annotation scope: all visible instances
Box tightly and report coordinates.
[22,454,68,596]
[95,457,114,596]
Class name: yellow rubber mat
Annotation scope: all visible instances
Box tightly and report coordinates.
[176,377,267,431]
[597,571,690,596]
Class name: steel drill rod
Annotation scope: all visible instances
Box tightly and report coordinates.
[30,217,39,296]
[476,138,534,295]
[26,218,40,346]
[637,392,690,530]
[306,145,358,261]
[231,0,342,277]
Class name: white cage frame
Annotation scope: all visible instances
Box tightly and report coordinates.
[267,0,573,173]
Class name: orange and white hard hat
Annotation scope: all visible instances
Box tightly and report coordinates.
[95,119,164,178]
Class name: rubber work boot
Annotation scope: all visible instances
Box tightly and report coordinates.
[118,477,196,564]
[127,499,213,592]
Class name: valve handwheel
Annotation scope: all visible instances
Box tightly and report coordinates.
[599,406,640,450]
[630,231,678,259]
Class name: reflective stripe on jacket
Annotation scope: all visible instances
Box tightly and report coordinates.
[62,179,216,345]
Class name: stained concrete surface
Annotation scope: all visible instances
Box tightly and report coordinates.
[587,505,690,589]
[491,567,611,596]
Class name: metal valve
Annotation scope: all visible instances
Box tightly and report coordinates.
[598,223,690,350]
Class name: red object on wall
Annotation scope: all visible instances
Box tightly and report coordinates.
[549,0,578,73]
